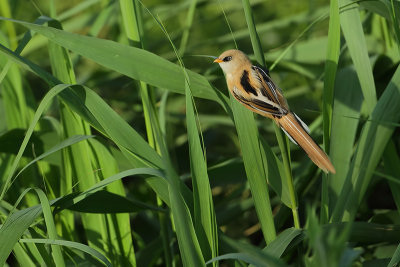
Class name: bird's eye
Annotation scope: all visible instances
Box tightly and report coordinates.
[223,56,232,62]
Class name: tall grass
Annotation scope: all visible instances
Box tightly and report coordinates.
[0,0,400,266]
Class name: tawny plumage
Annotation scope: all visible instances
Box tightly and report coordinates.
[214,49,335,174]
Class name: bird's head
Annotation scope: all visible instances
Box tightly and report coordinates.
[214,49,251,75]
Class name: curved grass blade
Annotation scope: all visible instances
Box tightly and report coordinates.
[0,203,42,266]
[320,0,340,223]
[142,16,206,266]
[0,16,229,109]
[241,0,297,231]
[47,18,111,255]
[340,0,377,113]
[34,189,65,267]
[322,0,340,150]
[61,190,163,213]
[186,66,218,262]
[230,97,276,243]
[206,252,286,267]
[331,65,400,222]
[156,9,219,261]
[14,135,94,179]
[388,243,400,267]
[383,140,400,213]
[264,228,303,258]
[87,138,137,265]
[0,168,166,266]
[328,67,362,214]
[0,44,185,204]
[19,239,111,267]
[0,84,70,200]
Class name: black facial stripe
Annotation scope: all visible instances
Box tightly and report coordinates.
[240,70,258,96]
[223,56,232,62]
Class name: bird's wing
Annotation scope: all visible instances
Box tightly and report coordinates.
[230,66,289,117]
[231,85,283,116]
[251,65,289,111]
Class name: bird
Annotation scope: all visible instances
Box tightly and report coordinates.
[214,49,335,174]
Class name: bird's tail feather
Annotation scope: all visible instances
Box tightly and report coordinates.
[276,113,336,174]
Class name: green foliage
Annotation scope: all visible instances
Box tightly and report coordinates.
[0,0,400,266]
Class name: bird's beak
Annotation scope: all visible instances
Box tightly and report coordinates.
[213,58,223,63]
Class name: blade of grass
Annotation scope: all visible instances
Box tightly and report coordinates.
[331,65,400,222]
[179,0,197,56]
[268,9,329,71]
[198,5,329,48]
[185,66,218,262]
[145,84,205,266]
[62,190,162,213]
[119,1,171,265]
[322,221,400,244]
[0,188,53,266]
[47,18,108,256]
[0,196,43,266]
[19,239,111,267]
[0,43,192,207]
[388,242,400,267]
[340,0,377,113]
[14,135,94,179]
[0,0,17,49]
[264,228,303,258]
[12,243,37,267]
[0,16,230,109]
[383,140,400,213]
[328,67,362,214]
[119,0,162,264]
[217,0,238,49]
[230,97,276,243]
[120,0,156,149]
[87,138,136,266]
[241,0,299,229]
[23,228,53,265]
[0,84,70,200]
[218,234,287,267]
[34,189,65,267]
[259,137,292,208]
[0,17,45,210]
[138,10,206,265]
[241,0,264,66]
[306,206,353,266]
[152,6,219,261]
[390,0,400,46]
[206,252,286,267]
[0,168,165,266]
[1,17,203,265]
[57,0,101,21]
[58,168,167,209]
[320,0,340,223]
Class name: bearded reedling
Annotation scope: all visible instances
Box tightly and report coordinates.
[214,49,335,174]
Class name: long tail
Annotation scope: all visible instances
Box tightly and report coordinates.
[275,112,336,174]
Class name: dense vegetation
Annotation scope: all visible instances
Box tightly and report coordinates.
[1,0,400,266]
